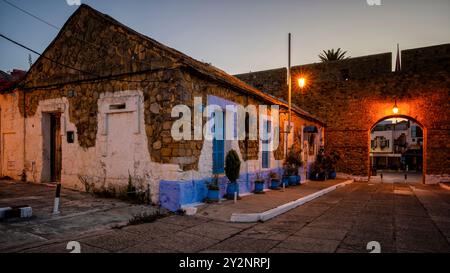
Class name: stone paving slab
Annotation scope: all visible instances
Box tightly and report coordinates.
[150,231,220,253]
[4,181,450,253]
[183,221,242,241]
[0,180,164,252]
[205,235,280,253]
[277,235,341,253]
[79,230,144,252]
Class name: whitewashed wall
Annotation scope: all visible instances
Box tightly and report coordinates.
[1,89,312,204]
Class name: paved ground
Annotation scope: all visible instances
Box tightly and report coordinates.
[0,180,162,252]
[370,171,422,183]
[196,179,346,222]
[7,181,450,253]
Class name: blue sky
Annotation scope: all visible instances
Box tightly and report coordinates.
[0,0,449,74]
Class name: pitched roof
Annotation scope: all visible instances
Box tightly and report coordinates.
[80,5,323,124]
[22,4,324,125]
[0,70,12,81]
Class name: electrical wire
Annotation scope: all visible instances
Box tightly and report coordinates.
[0,0,160,72]
[0,33,175,88]
[1,0,60,30]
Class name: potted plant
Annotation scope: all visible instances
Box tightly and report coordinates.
[206,174,220,202]
[269,171,281,190]
[284,145,303,185]
[309,148,327,181]
[327,151,340,179]
[253,172,265,194]
[225,149,241,199]
[281,167,290,188]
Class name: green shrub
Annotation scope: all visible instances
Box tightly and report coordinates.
[225,149,241,183]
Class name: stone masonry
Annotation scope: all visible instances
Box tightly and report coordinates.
[236,44,450,183]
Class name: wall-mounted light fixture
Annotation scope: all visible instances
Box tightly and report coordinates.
[392,99,399,114]
[67,90,76,98]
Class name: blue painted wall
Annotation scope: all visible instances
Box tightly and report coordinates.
[159,168,283,211]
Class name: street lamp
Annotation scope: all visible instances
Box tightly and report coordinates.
[392,99,399,114]
[287,34,307,135]
[298,77,306,89]
[286,33,308,157]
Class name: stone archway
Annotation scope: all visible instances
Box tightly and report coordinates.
[368,115,426,183]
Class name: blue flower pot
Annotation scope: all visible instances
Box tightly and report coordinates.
[207,189,220,202]
[282,177,290,187]
[254,181,265,193]
[226,182,239,199]
[317,173,326,181]
[328,171,337,179]
[288,176,296,186]
[270,179,280,190]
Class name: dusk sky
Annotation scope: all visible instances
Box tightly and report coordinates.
[1,0,449,74]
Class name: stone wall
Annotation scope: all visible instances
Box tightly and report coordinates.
[235,68,287,99]
[402,44,450,72]
[0,91,24,178]
[236,44,450,183]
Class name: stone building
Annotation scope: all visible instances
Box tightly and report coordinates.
[236,44,450,184]
[0,5,324,211]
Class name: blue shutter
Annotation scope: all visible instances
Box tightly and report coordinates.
[262,151,269,168]
[411,126,417,138]
[213,111,225,174]
[262,120,270,169]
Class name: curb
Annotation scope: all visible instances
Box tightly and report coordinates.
[439,183,450,191]
[0,206,33,220]
[230,179,353,223]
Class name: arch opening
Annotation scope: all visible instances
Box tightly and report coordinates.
[369,115,425,183]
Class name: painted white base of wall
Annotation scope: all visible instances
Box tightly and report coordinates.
[230,179,354,223]
[0,206,33,219]
[425,174,450,184]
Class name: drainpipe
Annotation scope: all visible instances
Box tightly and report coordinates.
[22,88,27,182]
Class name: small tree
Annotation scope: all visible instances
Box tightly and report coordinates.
[319,48,349,62]
[225,149,241,183]
[284,145,303,176]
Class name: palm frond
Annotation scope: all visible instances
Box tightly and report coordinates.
[319,48,349,62]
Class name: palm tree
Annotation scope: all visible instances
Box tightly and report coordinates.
[319,48,349,62]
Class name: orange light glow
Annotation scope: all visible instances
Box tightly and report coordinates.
[298,77,306,89]
[392,105,399,114]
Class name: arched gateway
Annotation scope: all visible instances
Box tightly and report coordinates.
[369,115,425,183]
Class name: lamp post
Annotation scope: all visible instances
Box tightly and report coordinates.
[288,33,292,135]
[286,33,308,181]
[286,33,306,157]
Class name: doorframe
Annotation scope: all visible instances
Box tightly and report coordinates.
[42,111,62,183]
[368,114,426,184]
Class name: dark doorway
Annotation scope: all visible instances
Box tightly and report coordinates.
[50,114,62,182]
[42,113,61,182]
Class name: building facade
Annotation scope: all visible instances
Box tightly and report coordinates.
[0,5,324,211]
[236,44,450,184]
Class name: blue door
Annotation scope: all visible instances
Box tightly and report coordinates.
[262,120,271,168]
[213,111,225,174]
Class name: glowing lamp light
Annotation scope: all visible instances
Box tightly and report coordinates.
[392,100,399,114]
[298,77,306,89]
